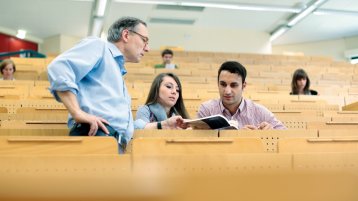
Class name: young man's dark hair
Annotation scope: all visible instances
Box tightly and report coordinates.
[161,49,174,57]
[217,61,247,83]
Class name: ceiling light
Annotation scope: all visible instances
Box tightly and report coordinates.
[114,0,177,6]
[16,29,26,39]
[269,0,328,42]
[113,0,300,13]
[181,2,299,12]
[89,17,104,36]
[95,0,108,16]
[313,9,358,16]
[270,26,289,42]
[287,0,328,26]
[114,0,358,17]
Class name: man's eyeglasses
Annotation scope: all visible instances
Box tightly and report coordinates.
[129,30,149,44]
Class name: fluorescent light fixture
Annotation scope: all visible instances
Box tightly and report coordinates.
[114,0,177,6]
[314,9,358,16]
[95,0,108,16]
[16,29,26,39]
[287,9,314,26]
[181,2,300,12]
[114,0,358,17]
[113,0,300,13]
[269,0,328,42]
[90,17,104,36]
[287,0,328,26]
[88,0,109,36]
[149,17,195,25]
[270,26,289,42]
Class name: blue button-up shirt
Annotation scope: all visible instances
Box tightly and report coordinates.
[48,37,133,144]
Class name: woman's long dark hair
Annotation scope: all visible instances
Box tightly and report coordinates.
[291,68,310,95]
[145,72,189,118]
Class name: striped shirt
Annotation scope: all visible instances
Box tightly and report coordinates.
[197,98,286,129]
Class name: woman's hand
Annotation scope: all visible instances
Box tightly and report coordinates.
[162,115,188,129]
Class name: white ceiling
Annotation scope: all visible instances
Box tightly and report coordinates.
[1,0,358,45]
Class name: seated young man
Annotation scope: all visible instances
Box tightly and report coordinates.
[197,61,286,130]
[154,49,178,69]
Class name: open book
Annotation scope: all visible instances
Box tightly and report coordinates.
[184,115,239,130]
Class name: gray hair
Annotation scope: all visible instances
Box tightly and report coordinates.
[107,17,147,43]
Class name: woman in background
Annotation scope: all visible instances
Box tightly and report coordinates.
[134,72,189,129]
[0,59,16,80]
[290,68,318,95]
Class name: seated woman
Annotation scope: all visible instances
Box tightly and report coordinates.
[290,68,318,95]
[134,72,189,129]
[0,59,16,80]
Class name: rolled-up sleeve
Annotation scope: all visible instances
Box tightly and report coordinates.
[258,105,287,130]
[47,37,104,102]
[134,105,151,129]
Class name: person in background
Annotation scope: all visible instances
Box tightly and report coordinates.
[154,49,178,69]
[48,17,149,153]
[135,72,189,129]
[197,61,286,130]
[0,59,16,80]
[290,68,318,95]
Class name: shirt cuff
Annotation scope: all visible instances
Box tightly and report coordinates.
[134,119,147,129]
[49,77,79,102]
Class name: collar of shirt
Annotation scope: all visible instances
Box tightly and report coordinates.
[219,98,246,118]
[238,98,245,113]
[107,41,127,76]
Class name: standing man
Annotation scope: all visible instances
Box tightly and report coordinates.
[48,17,149,151]
[197,61,286,130]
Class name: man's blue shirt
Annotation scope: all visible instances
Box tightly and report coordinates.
[48,37,133,144]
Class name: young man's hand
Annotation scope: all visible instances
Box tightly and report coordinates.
[242,122,272,130]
